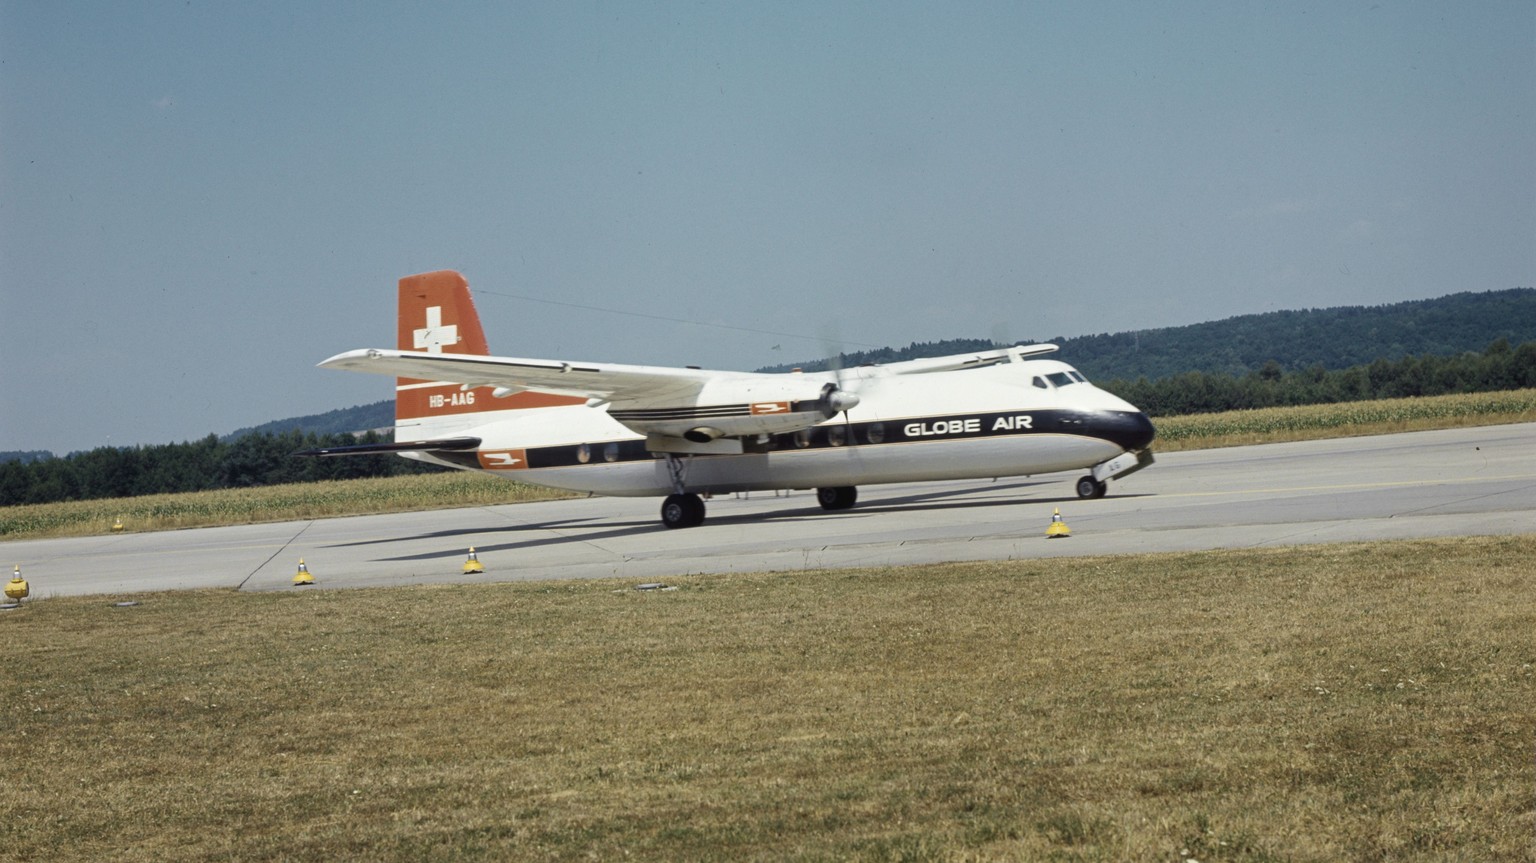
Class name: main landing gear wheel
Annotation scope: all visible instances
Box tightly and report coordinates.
[1076,476,1107,499]
[816,486,858,511]
[661,493,706,529]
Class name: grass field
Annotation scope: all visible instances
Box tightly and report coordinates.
[4,389,1535,541]
[2,536,1533,861]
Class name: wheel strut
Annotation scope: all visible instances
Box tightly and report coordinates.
[660,454,706,528]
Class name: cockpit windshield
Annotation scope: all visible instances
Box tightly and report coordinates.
[1032,369,1089,389]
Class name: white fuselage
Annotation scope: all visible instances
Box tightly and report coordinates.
[406,356,1155,498]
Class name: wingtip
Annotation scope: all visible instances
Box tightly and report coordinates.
[317,348,388,369]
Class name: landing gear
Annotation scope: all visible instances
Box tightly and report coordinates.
[1075,475,1107,499]
[659,453,706,528]
[816,486,858,511]
[661,493,706,529]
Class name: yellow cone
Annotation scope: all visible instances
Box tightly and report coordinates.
[292,558,315,586]
[463,547,485,574]
[1046,507,1071,538]
[5,565,29,602]
[112,517,125,533]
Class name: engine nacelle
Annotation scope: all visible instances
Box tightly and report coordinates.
[607,379,859,441]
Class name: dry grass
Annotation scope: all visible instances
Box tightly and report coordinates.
[3,536,1532,861]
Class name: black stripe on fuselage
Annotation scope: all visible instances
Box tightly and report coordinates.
[436,409,1154,471]
[609,404,753,421]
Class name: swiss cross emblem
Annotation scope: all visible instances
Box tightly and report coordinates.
[414,306,459,354]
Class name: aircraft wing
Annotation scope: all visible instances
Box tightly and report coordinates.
[318,348,721,404]
[319,343,1058,443]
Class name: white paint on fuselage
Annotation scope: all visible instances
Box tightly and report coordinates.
[415,358,1144,497]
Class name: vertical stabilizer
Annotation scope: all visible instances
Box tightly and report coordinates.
[393,270,582,438]
[397,270,490,357]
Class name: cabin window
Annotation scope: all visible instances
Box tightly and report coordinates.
[603,443,619,462]
[827,426,847,446]
[1032,376,1049,389]
[1046,372,1077,387]
[865,422,886,444]
[1069,371,1087,383]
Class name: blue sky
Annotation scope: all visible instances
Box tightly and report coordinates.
[3,1,1532,454]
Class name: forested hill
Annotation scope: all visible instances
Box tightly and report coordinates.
[760,287,1536,380]
[227,402,392,441]
[1056,288,1536,380]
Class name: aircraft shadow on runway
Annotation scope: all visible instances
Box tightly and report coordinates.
[321,516,612,549]
[363,479,1149,562]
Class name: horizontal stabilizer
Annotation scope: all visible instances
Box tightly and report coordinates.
[293,436,482,458]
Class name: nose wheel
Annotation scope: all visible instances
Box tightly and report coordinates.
[1075,476,1107,499]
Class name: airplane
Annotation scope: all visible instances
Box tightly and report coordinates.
[301,270,1156,528]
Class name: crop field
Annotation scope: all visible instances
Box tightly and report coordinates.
[2,536,1532,861]
[1151,388,1536,451]
[0,472,576,539]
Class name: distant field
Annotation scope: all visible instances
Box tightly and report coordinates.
[1152,388,1536,451]
[2,536,1530,861]
[0,471,579,540]
[3,389,1533,540]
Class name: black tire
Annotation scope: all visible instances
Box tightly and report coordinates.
[816,486,858,511]
[661,493,706,528]
[1075,476,1107,499]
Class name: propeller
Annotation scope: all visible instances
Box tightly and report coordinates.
[816,327,863,428]
[816,381,861,419]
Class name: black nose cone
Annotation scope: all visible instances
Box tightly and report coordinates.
[1091,410,1156,451]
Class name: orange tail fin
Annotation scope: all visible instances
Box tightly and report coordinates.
[393,271,581,430]
[397,270,490,357]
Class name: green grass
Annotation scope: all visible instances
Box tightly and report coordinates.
[2,536,1532,861]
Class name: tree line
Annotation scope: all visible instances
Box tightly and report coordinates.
[1106,339,1536,417]
[3,339,1533,507]
[0,430,439,507]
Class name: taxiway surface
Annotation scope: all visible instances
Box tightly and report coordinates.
[6,423,1533,598]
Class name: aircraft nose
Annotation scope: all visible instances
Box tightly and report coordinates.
[1090,410,1156,451]
[1128,411,1156,450]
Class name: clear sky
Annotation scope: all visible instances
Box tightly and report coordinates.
[3,1,1532,454]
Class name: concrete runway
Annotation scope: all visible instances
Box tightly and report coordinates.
[5,423,1533,599]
